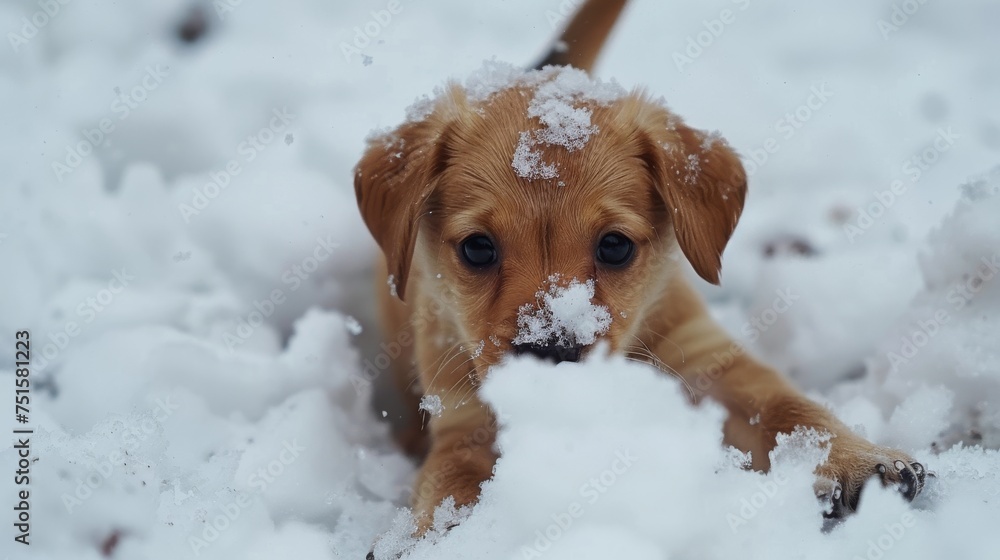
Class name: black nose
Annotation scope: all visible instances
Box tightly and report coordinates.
[512,342,583,364]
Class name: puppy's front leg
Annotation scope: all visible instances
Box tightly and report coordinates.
[411,398,498,533]
[652,284,926,515]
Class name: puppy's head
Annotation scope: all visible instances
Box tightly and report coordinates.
[356,68,746,377]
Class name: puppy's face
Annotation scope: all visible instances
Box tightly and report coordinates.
[356,73,746,378]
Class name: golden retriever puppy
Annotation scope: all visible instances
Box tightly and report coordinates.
[355,0,926,536]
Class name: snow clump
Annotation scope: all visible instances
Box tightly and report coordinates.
[513,276,612,347]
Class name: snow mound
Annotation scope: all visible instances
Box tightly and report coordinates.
[864,168,1000,449]
[372,354,1000,560]
[513,277,612,347]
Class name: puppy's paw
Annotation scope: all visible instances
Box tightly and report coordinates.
[816,440,927,518]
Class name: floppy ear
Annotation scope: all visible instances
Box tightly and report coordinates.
[354,110,451,301]
[643,115,747,285]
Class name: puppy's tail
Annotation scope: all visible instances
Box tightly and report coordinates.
[533,0,628,73]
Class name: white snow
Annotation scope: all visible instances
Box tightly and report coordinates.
[513,277,612,347]
[508,66,625,180]
[372,354,1000,560]
[513,131,560,180]
[862,171,1000,450]
[1,1,999,559]
[392,59,626,181]
[418,395,443,417]
[344,315,363,335]
[386,275,398,297]
[457,59,623,107]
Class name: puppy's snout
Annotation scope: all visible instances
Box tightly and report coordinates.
[512,342,583,364]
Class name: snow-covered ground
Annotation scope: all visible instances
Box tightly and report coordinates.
[1,0,999,558]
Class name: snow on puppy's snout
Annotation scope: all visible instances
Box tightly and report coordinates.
[512,276,612,351]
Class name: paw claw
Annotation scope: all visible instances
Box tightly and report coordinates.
[815,478,850,520]
[822,447,928,518]
[900,461,927,502]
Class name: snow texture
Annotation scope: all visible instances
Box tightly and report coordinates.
[418,395,443,417]
[513,132,560,180]
[401,61,627,181]
[1,1,999,559]
[509,66,624,180]
[513,277,612,347]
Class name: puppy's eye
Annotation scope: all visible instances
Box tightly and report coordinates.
[596,233,635,267]
[460,235,497,268]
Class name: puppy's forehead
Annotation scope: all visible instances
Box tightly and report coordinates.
[437,87,652,224]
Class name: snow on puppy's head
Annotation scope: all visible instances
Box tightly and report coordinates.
[510,65,625,181]
[513,276,612,349]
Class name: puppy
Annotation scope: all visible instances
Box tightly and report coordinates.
[355,0,926,535]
